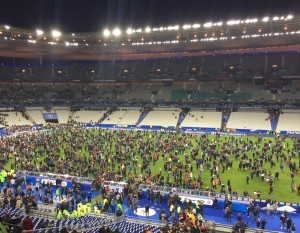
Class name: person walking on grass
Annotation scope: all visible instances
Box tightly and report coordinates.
[269,184,273,195]
[275,171,279,180]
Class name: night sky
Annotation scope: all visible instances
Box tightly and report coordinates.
[1,0,299,32]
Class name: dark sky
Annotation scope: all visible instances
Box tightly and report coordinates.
[1,0,299,32]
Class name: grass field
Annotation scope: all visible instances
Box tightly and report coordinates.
[4,129,299,203]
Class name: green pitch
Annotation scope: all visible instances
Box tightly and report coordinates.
[5,128,299,203]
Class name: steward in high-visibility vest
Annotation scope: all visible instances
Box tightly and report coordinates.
[196,200,200,211]
[57,209,62,219]
[56,188,60,197]
[63,209,70,217]
[177,205,181,214]
[70,210,78,218]
[170,204,175,214]
[192,208,196,215]
[197,213,203,221]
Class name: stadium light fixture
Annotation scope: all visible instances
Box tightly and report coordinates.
[103,29,110,37]
[126,28,133,35]
[4,25,10,30]
[192,24,200,29]
[36,29,44,36]
[183,24,191,29]
[286,14,293,20]
[112,28,121,37]
[273,16,279,21]
[52,30,61,38]
[227,20,240,25]
[168,25,179,30]
[203,22,212,28]
[145,27,151,33]
[244,18,258,23]
[262,17,269,22]
[214,22,223,26]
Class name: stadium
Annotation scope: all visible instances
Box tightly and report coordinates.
[0,1,300,232]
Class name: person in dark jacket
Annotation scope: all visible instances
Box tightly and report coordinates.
[261,218,267,230]
[10,213,22,233]
[286,218,292,232]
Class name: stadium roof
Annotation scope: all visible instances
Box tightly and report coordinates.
[0,14,300,60]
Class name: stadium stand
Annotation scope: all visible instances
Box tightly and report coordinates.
[170,89,188,100]
[101,109,141,125]
[71,109,107,124]
[138,109,180,127]
[180,110,222,128]
[0,111,31,126]
[276,110,300,132]
[26,108,46,124]
[226,111,272,131]
[54,108,71,124]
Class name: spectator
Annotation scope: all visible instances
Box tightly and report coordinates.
[261,218,267,230]
[22,212,34,233]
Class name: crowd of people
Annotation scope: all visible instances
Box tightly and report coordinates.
[0,123,299,232]
[0,125,298,198]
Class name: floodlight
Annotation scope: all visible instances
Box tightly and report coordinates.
[203,22,212,28]
[273,16,279,21]
[52,30,61,38]
[4,25,10,30]
[103,29,110,37]
[112,28,121,36]
[167,25,179,30]
[192,24,200,29]
[65,42,70,46]
[183,24,191,29]
[262,17,269,22]
[145,27,151,33]
[126,28,133,35]
[36,29,44,36]
[286,15,293,20]
[214,22,223,26]
[227,20,240,25]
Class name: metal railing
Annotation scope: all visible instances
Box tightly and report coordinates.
[16,170,95,184]
[139,183,252,202]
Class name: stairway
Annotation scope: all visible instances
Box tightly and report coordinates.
[269,113,279,132]
[136,111,149,126]
[176,113,187,126]
[221,112,231,128]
